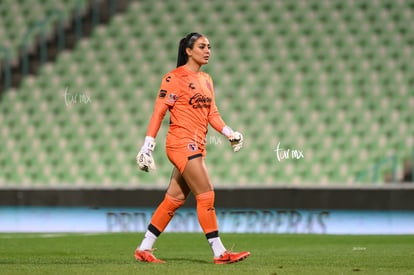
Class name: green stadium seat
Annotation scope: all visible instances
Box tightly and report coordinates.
[0,0,87,63]
[1,0,413,187]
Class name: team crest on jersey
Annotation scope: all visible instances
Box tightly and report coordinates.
[168,93,178,103]
[187,142,198,152]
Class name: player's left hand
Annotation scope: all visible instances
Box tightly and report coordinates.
[228,131,243,152]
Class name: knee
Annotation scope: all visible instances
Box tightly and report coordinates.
[195,190,215,207]
[164,193,185,212]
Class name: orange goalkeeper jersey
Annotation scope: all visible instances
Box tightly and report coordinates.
[146,65,226,150]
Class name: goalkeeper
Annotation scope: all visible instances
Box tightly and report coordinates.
[135,32,250,264]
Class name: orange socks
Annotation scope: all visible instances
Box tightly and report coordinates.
[196,191,219,236]
[140,190,225,255]
[139,194,184,251]
[150,193,185,235]
[148,191,218,237]
[196,191,226,257]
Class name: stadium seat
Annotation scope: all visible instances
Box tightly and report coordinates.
[1,0,413,187]
[0,0,88,63]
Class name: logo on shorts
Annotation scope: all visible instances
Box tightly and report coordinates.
[187,142,198,152]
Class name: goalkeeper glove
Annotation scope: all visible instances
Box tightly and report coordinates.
[228,131,243,152]
[222,126,243,152]
[136,136,156,172]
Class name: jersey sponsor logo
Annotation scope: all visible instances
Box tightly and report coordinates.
[188,93,212,109]
[187,142,198,152]
[168,93,178,103]
[159,89,167,98]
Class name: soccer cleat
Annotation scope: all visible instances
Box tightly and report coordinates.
[134,249,165,263]
[214,251,250,264]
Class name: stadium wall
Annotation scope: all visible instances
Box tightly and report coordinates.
[1,206,413,234]
[1,186,414,234]
[0,186,413,210]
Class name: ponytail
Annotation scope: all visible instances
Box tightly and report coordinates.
[176,37,188,68]
[176,32,203,67]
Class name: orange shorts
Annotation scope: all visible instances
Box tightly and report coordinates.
[166,143,206,174]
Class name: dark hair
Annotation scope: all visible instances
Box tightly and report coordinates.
[176,32,203,67]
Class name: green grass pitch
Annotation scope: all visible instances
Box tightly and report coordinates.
[0,233,413,274]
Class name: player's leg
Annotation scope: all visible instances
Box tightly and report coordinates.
[135,167,189,263]
[148,167,190,235]
[181,156,250,264]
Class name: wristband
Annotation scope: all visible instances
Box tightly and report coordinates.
[221,126,233,137]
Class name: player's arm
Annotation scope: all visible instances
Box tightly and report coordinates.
[209,107,243,153]
[137,74,177,172]
[136,99,169,172]
[146,100,169,139]
[208,87,243,152]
